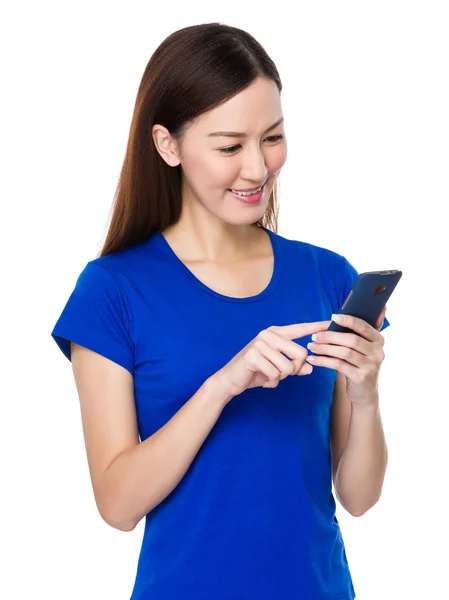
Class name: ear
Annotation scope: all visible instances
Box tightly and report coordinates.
[152,124,181,167]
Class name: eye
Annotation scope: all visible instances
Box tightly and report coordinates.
[218,134,285,155]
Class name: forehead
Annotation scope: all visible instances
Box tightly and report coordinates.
[191,78,282,135]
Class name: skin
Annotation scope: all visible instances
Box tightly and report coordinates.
[312,310,389,516]
[307,309,388,410]
[68,78,388,535]
[152,76,389,516]
[152,76,387,409]
[151,76,287,263]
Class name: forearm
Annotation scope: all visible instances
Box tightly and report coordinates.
[99,375,233,531]
[335,393,388,516]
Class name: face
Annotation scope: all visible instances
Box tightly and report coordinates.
[153,76,287,226]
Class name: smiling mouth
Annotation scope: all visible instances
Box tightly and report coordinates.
[228,182,265,196]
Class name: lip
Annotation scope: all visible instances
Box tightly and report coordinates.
[229,183,265,204]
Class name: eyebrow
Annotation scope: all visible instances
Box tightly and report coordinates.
[207,117,284,138]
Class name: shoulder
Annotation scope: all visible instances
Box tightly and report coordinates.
[271,229,348,271]
[84,235,155,287]
[270,229,359,310]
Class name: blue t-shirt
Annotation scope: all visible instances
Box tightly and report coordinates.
[51,226,390,600]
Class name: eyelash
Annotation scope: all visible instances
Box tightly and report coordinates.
[218,134,285,154]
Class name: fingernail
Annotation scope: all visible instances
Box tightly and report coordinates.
[332,314,343,323]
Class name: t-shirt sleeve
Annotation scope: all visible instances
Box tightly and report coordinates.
[339,255,390,332]
[51,261,135,374]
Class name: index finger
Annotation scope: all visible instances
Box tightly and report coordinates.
[274,320,333,341]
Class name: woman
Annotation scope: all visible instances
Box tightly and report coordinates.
[51,22,390,600]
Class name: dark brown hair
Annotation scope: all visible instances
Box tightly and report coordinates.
[98,22,283,258]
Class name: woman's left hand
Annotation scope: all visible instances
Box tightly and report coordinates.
[305,307,387,409]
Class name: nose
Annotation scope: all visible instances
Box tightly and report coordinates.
[241,144,269,184]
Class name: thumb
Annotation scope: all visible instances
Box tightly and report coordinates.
[375,306,387,331]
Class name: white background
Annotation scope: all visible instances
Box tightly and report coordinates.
[2,1,448,599]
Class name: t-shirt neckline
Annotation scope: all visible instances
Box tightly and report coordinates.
[154,226,282,304]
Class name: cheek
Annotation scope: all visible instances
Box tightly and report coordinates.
[183,153,233,188]
[207,157,238,187]
[267,144,288,173]
[194,146,288,187]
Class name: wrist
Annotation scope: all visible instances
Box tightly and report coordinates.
[206,372,235,408]
[351,399,380,415]
[350,386,380,413]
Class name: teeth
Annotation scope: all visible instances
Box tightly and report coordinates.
[231,184,263,197]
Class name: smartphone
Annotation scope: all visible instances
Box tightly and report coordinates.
[327,269,402,334]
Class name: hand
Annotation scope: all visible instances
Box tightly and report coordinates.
[214,320,333,402]
[305,307,387,409]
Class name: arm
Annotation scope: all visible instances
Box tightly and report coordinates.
[71,342,233,532]
[330,372,388,517]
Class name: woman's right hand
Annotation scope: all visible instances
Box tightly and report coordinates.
[213,320,332,401]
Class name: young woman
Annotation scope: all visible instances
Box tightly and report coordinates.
[51,22,390,600]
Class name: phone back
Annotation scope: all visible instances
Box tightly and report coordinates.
[328,270,402,334]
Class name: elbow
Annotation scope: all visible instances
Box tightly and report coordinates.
[348,495,382,518]
[349,507,366,518]
[341,501,366,518]
[342,502,369,517]
[336,488,379,518]
[95,479,138,532]
[100,506,137,532]
[96,494,137,532]
[112,520,137,532]
[335,481,384,518]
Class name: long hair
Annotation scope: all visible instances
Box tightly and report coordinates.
[98,23,282,258]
